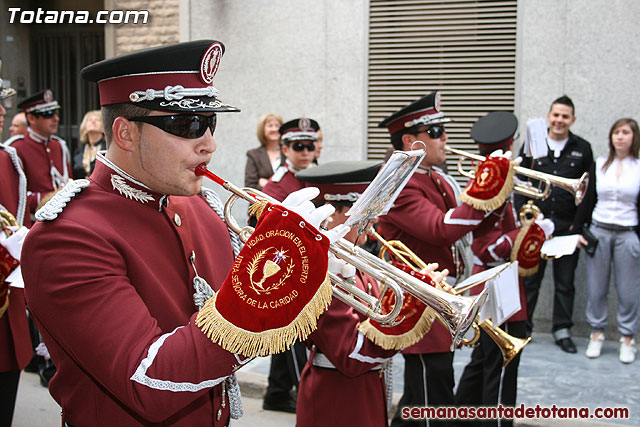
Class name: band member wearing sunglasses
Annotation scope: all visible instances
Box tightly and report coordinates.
[21,40,343,426]
[377,93,516,426]
[294,160,448,427]
[262,118,320,203]
[0,68,32,427]
[10,90,72,217]
[260,117,320,413]
[455,112,554,427]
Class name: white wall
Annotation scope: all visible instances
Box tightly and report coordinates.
[517,0,640,158]
[183,0,370,198]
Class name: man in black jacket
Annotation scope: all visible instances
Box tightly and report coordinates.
[515,95,594,353]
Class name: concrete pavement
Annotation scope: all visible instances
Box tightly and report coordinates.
[12,332,639,426]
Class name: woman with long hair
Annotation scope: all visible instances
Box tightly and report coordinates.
[73,110,106,179]
[582,118,640,364]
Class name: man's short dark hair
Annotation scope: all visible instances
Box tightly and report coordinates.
[390,127,422,151]
[101,103,150,146]
[550,95,575,115]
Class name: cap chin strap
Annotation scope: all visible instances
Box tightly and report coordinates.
[404,112,451,128]
[129,85,219,103]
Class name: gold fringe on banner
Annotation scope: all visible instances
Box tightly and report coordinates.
[510,223,539,277]
[358,306,436,351]
[247,200,269,220]
[196,274,332,357]
[460,163,516,211]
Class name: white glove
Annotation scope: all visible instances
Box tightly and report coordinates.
[35,342,51,360]
[282,187,349,244]
[489,149,510,159]
[488,149,522,166]
[327,253,356,279]
[0,226,29,260]
[535,214,555,238]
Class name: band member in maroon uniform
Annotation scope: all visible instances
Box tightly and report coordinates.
[0,64,31,427]
[10,90,71,216]
[377,93,516,426]
[21,40,343,426]
[454,111,553,427]
[261,117,320,412]
[263,118,319,202]
[295,160,450,427]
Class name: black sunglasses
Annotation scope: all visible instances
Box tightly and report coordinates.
[415,125,445,140]
[290,141,316,152]
[34,110,58,119]
[127,114,217,139]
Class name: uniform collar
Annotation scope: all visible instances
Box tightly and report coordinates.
[92,152,169,211]
[286,159,302,174]
[415,164,432,175]
[27,127,50,144]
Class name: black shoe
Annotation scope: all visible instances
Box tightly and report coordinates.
[262,394,297,413]
[555,337,577,353]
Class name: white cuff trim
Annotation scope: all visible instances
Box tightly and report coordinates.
[444,209,482,226]
[130,326,228,392]
[348,332,392,365]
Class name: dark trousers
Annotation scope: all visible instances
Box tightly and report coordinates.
[523,251,580,334]
[0,370,20,427]
[454,321,527,427]
[391,352,455,427]
[264,341,307,401]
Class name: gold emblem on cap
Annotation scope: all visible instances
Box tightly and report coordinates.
[298,118,311,131]
[200,42,223,85]
[44,89,54,103]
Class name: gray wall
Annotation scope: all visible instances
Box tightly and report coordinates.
[516,0,640,338]
[184,0,639,338]
[183,0,369,194]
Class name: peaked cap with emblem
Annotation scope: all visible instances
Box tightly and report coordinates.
[279,118,320,143]
[17,89,60,113]
[0,58,16,101]
[296,160,382,203]
[378,91,451,136]
[471,111,518,152]
[81,40,239,113]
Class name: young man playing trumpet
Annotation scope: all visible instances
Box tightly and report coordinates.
[21,40,346,426]
[295,160,450,427]
[454,112,554,427]
[377,93,519,426]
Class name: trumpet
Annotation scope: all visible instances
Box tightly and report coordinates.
[445,146,589,206]
[371,228,529,366]
[196,164,486,348]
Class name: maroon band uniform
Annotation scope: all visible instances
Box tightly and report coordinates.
[23,157,245,425]
[297,271,396,427]
[262,161,307,202]
[0,145,32,425]
[11,129,71,214]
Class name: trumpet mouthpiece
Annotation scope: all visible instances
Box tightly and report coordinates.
[195,163,208,176]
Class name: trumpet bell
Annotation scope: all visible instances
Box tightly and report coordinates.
[445,288,488,350]
[480,318,531,367]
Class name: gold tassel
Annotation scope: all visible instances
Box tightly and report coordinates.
[196,274,332,357]
[358,306,436,350]
[460,162,516,211]
[248,200,269,220]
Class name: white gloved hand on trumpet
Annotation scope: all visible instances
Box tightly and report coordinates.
[489,149,522,166]
[534,213,555,239]
[282,187,349,244]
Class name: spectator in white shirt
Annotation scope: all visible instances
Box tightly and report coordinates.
[581,118,640,364]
